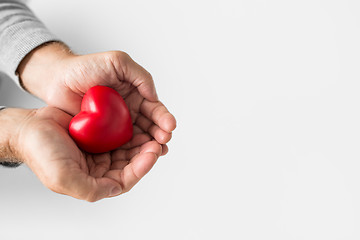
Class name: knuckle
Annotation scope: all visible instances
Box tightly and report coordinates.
[144,70,153,81]
[109,51,130,62]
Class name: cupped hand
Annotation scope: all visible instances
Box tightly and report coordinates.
[18,43,176,147]
[17,107,166,202]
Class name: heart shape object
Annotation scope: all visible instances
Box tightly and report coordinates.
[69,85,133,153]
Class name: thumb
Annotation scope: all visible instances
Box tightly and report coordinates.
[114,51,159,101]
[63,171,123,202]
[91,177,123,201]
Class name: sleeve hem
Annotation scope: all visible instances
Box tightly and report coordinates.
[0,20,61,88]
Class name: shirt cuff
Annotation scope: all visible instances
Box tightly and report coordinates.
[3,22,60,88]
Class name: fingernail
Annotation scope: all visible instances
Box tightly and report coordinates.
[110,186,122,197]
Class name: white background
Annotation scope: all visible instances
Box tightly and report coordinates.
[1,0,360,239]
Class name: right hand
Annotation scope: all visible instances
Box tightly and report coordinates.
[15,106,165,202]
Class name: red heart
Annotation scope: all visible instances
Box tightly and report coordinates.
[69,85,133,153]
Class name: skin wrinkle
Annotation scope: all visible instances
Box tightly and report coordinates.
[110,161,129,171]
[0,108,35,164]
[10,39,176,201]
[63,63,84,97]
[79,151,89,174]
[86,154,95,175]
[111,56,126,86]
[120,132,152,150]
[92,154,111,178]
[134,114,169,144]
[134,115,151,132]
[126,88,144,124]
[114,52,130,81]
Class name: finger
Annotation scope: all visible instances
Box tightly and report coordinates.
[112,147,141,163]
[135,114,172,144]
[161,144,169,156]
[140,100,177,133]
[121,89,143,122]
[110,159,130,170]
[110,142,158,171]
[105,141,162,191]
[105,152,158,193]
[47,87,83,116]
[116,52,158,101]
[60,93,82,116]
[36,107,73,129]
[93,177,123,200]
[56,170,122,202]
[120,131,152,150]
[88,153,111,178]
[113,140,162,163]
[138,140,162,157]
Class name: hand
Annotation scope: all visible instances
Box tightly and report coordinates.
[17,42,176,148]
[15,106,165,202]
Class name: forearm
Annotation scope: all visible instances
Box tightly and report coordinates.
[17,41,72,98]
[0,108,33,163]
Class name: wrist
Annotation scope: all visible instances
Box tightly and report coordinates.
[0,108,36,163]
[16,42,74,101]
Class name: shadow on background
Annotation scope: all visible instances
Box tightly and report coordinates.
[0,73,45,109]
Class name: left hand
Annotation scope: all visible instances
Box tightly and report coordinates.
[17,42,176,147]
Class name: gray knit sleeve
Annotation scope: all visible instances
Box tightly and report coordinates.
[0,0,60,84]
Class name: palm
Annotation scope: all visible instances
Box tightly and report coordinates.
[50,51,175,146]
[18,48,176,201]
[23,107,162,201]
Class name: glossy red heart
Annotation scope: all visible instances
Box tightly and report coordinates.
[69,85,133,153]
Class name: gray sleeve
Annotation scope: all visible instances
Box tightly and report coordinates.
[0,0,60,84]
